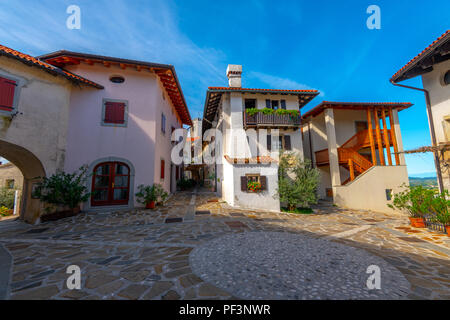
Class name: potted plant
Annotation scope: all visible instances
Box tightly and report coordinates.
[388,185,435,228]
[429,190,450,236]
[33,165,91,222]
[135,184,158,209]
[153,183,169,206]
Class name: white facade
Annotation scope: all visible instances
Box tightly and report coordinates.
[421,59,450,192]
[205,65,311,212]
[302,106,410,214]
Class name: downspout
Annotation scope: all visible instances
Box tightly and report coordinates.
[307,121,314,168]
[390,80,444,193]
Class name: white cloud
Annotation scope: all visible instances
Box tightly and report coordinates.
[248,71,324,97]
[0,0,228,115]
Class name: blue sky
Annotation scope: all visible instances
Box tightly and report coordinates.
[0,0,448,175]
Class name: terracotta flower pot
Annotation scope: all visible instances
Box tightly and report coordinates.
[446,226,450,237]
[145,201,156,209]
[409,217,425,228]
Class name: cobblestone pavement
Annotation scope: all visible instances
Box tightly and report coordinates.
[0,190,449,300]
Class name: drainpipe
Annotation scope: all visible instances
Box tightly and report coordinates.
[390,80,444,193]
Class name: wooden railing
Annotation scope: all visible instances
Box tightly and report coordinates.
[341,129,393,150]
[243,112,301,127]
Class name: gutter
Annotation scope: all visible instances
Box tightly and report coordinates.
[389,79,444,192]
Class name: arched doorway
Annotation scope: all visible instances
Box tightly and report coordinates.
[0,140,46,223]
[91,161,131,206]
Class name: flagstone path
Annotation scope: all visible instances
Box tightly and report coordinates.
[0,190,449,300]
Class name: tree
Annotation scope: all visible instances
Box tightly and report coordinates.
[275,152,320,211]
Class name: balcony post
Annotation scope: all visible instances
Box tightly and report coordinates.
[325,108,341,186]
[390,109,406,166]
[374,108,385,166]
[388,107,400,165]
[366,108,377,165]
[381,108,393,165]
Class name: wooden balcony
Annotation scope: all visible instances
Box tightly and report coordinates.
[243,112,301,128]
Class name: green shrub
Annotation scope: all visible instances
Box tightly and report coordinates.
[0,206,13,217]
[33,166,91,209]
[275,152,320,211]
[261,108,274,115]
[388,185,449,221]
[0,187,16,209]
[135,183,168,205]
[245,108,259,116]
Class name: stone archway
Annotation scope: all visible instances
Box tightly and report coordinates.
[0,140,45,223]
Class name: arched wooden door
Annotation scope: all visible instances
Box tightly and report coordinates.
[91,162,130,206]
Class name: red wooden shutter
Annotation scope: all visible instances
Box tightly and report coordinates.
[161,159,165,179]
[0,76,16,111]
[260,176,267,190]
[104,102,125,124]
[240,176,247,191]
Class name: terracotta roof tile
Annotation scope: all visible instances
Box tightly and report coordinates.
[0,44,103,89]
[391,30,450,82]
[208,87,318,93]
[224,155,277,164]
[302,101,413,119]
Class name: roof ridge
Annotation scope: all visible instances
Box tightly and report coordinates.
[0,43,103,88]
[391,30,450,82]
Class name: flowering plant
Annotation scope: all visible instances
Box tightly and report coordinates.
[247,181,262,192]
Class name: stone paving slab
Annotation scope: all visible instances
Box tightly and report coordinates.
[0,191,448,299]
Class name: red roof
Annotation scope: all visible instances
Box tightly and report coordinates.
[391,30,450,83]
[224,155,277,164]
[0,44,103,89]
[208,87,318,93]
[39,50,192,126]
[302,101,413,119]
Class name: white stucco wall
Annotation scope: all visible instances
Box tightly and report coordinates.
[231,163,280,212]
[0,56,73,222]
[64,63,183,209]
[421,59,450,192]
[334,165,409,214]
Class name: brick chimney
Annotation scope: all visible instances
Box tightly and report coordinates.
[226,64,242,88]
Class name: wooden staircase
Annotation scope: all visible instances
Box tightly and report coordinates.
[315,129,394,185]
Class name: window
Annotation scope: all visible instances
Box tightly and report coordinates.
[271,100,279,110]
[240,174,267,192]
[160,159,165,180]
[109,75,125,84]
[5,179,14,189]
[102,99,128,127]
[0,76,17,112]
[385,189,392,201]
[267,134,291,151]
[245,99,256,109]
[444,70,450,86]
[280,100,286,110]
[161,113,166,134]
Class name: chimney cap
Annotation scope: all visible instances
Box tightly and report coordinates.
[226,64,242,76]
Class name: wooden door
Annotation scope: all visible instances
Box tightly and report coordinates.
[91,162,130,206]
